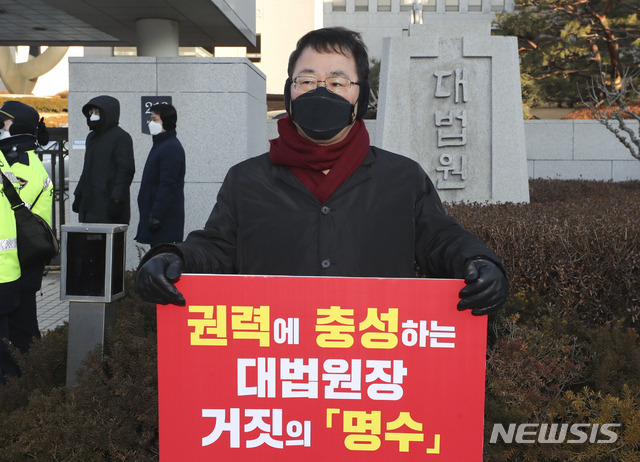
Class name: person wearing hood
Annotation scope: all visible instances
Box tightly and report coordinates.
[135,103,186,246]
[73,95,135,224]
[0,101,52,383]
[135,27,508,318]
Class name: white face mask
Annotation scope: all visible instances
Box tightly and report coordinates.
[89,113,100,122]
[148,120,163,136]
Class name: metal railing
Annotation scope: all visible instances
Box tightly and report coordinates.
[36,126,69,244]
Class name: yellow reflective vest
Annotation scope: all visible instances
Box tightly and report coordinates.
[0,149,53,283]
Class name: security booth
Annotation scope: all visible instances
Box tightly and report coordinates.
[61,223,128,386]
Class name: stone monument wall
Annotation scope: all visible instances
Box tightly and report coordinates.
[376,23,530,203]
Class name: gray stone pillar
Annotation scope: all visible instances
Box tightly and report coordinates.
[376,23,529,203]
[66,302,115,386]
[68,57,267,270]
[136,18,179,57]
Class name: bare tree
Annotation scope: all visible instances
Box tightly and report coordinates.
[582,69,640,160]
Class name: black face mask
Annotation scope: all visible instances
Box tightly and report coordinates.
[290,87,355,141]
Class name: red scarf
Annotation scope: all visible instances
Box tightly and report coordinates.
[269,116,370,204]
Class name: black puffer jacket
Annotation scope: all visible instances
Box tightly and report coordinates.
[74,95,135,224]
[155,146,502,278]
[135,130,185,245]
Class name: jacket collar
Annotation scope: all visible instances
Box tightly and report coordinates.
[0,134,36,160]
[152,129,176,145]
[329,148,375,200]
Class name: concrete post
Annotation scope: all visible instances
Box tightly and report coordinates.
[66,302,116,386]
[136,18,179,57]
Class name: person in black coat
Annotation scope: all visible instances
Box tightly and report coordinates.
[135,27,508,316]
[73,95,135,224]
[135,103,185,245]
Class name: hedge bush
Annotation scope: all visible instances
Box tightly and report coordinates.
[0,95,68,114]
[448,179,640,328]
[0,285,158,461]
[0,179,638,461]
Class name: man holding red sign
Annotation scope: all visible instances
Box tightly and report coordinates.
[135,27,508,316]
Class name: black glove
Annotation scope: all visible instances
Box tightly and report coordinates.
[108,199,122,220]
[457,258,508,316]
[72,195,81,213]
[149,217,162,233]
[135,252,186,306]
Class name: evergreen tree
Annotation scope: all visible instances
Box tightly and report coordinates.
[495,0,640,107]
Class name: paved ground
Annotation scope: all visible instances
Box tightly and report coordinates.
[36,193,70,333]
[37,267,69,332]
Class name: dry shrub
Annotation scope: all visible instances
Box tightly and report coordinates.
[470,179,640,461]
[486,310,586,418]
[564,104,640,120]
[448,179,640,328]
[0,96,67,114]
[0,273,159,461]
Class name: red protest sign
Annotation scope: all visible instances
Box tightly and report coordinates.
[157,275,487,461]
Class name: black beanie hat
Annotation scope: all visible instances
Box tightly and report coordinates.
[0,100,39,132]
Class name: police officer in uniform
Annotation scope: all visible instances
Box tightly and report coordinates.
[0,101,52,384]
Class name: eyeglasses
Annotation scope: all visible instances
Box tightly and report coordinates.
[292,75,360,95]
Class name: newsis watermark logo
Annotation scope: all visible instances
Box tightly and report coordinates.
[490,423,621,444]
